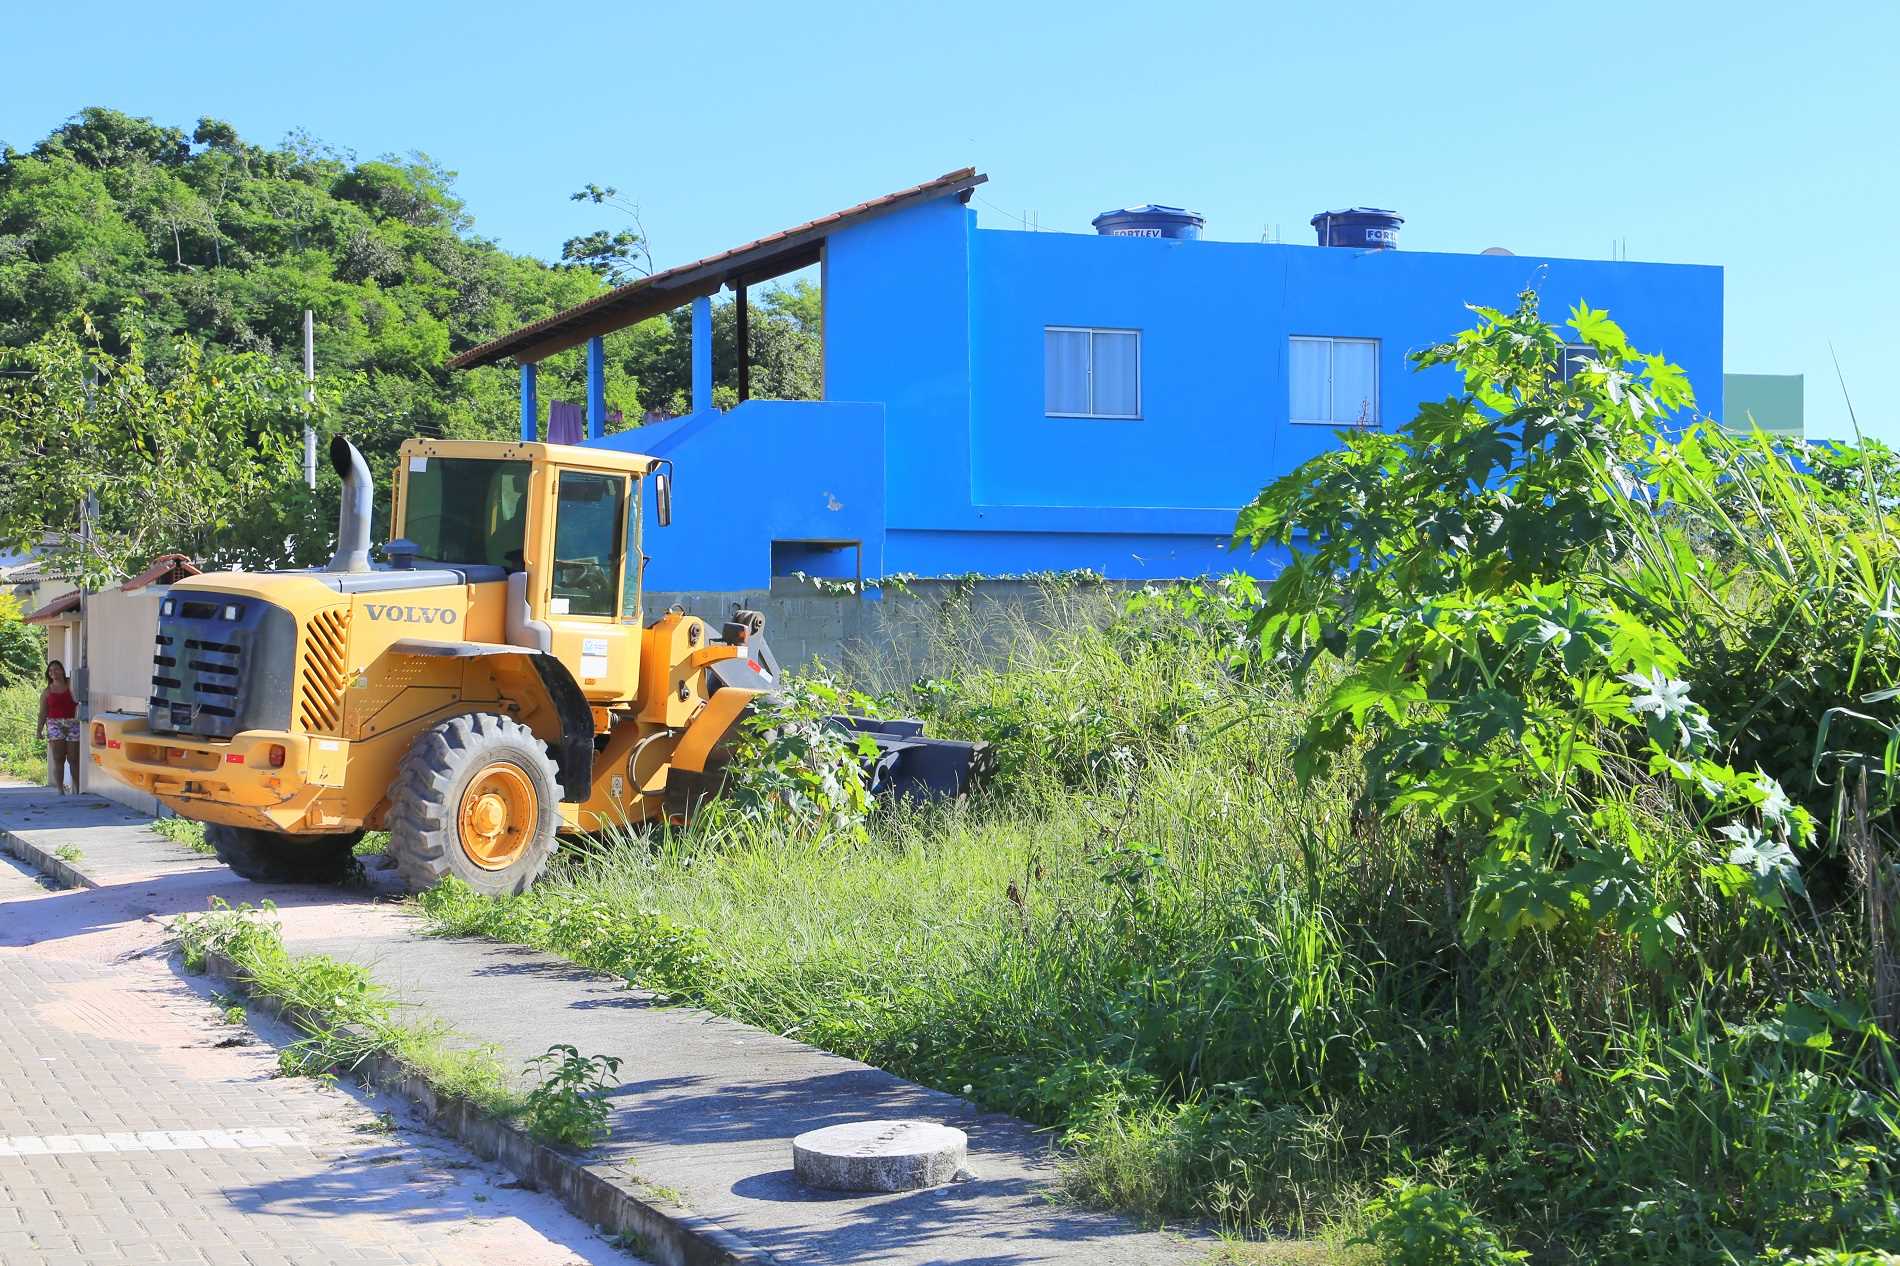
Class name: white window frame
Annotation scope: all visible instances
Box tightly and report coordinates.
[1045,326,1142,420]
[1289,335,1381,427]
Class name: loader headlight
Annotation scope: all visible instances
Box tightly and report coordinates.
[222,604,240,621]
[162,600,174,615]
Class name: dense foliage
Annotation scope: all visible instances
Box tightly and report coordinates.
[0,317,319,579]
[1239,295,1811,961]
[0,108,820,571]
[0,592,42,688]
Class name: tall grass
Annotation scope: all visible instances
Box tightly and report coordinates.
[0,679,45,783]
[417,582,1900,1261]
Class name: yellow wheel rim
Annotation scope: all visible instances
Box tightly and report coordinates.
[457,762,536,870]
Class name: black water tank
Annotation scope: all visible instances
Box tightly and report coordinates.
[1311,207,1402,249]
[1091,205,1205,240]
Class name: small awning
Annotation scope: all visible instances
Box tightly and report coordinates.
[24,590,79,624]
[448,167,987,370]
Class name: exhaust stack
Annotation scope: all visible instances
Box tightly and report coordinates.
[327,435,374,574]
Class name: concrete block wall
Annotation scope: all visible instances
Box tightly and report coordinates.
[646,577,1131,688]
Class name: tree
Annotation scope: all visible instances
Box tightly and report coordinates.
[561,229,649,285]
[36,107,190,170]
[0,317,314,585]
[596,281,823,418]
[564,184,652,285]
[0,592,42,687]
[0,111,822,566]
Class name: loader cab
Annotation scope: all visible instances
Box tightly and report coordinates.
[392,439,660,706]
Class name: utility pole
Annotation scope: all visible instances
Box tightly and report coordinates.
[303,309,316,489]
[77,371,95,790]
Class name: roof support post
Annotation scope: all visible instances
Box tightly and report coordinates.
[586,336,606,439]
[735,282,750,402]
[518,360,538,442]
[691,295,712,414]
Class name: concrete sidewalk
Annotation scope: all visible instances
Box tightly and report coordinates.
[4,785,1207,1265]
[1,813,642,1266]
[0,783,223,888]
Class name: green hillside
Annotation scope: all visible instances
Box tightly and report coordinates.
[0,108,817,568]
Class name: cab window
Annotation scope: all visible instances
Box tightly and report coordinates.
[405,459,531,570]
[551,472,625,617]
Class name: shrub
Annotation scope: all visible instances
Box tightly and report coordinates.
[0,592,42,688]
[0,679,44,782]
[1354,1180,1526,1266]
[715,677,880,839]
[1236,292,1809,964]
[521,1044,622,1150]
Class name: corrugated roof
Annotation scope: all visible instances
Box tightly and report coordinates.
[448,167,987,370]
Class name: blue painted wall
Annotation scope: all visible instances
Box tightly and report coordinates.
[823,196,975,530]
[966,230,1722,518]
[589,399,885,591]
[588,193,1723,588]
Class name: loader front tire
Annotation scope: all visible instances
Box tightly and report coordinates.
[386,712,561,896]
[207,825,361,884]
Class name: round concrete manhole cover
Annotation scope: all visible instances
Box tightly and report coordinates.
[791,1120,969,1192]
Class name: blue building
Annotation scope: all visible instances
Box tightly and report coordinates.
[451,169,1723,592]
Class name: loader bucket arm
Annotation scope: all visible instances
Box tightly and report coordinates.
[661,686,763,822]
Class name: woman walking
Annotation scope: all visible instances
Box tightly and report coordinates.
[37,660,80,794]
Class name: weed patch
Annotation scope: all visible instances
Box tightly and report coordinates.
[172,899,524,1119]
[521,1044,622,1150]
[151,816,211,854]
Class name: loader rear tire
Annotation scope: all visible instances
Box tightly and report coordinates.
[207,825,362,884]
[385,712,561,897]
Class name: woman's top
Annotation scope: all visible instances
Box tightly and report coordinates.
[43,686,77,720]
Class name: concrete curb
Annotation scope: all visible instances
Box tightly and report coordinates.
[198,951,779,1266]
[1,825,97,890]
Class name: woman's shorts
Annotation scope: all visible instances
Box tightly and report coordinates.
[46,718,81,743]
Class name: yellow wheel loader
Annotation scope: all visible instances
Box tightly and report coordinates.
[92,436,986,893]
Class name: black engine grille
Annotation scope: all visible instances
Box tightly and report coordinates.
[148,594,296,739]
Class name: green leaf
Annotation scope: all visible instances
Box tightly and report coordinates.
[1569,301,1633,360]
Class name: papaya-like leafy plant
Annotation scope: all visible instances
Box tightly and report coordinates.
[1236,292,1809,957]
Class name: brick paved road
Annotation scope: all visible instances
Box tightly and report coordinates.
[0,856,640,1266]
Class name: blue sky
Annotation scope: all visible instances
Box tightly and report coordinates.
[5,1,1895,440]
